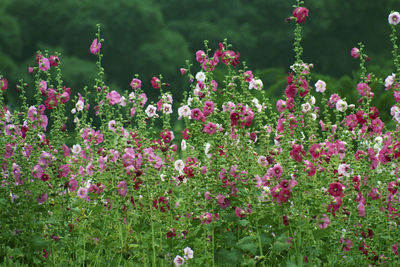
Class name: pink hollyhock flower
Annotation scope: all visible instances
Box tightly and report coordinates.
[315,80,326,93]
[117,181,127,196]
[385,73,395,89]
[293,7,309,24]
[317,214,330,229]
[0,78,8,91]
[174,255,185,266]
[203,101,215,116]
[309,143,321,159]
[145,105,157,118]
[282,215,289,226]
[196,50,206,63]
[106,90,121,105]
[203,122,217,134]
[77,187,88,199]
[328,182,344,197]
[340,238,353,251]
[393,242,400,257]
[278,188,291,203]
[338,163,352,177]
[182,128,190,140]
[68,179,78,192]
[244,71,253,82]
[389,12,400,25]
[38,57,50,71]
[179,68,186,75]
[90,38,101,55]
[285,84,297,98]
[108,120,116,132]
[216,194,230,209]
[276,99,286,112]
[235,207,247,219]
[350,47,360,58]
[270,163,283,179]
[328,94,340,108]
[336,99,347,112]
[49,55,59,66]
[357,82,371,97]
[130,78,142,90]
[190,108,204,121]
[303,160,316,176]
[249,78,263,90]
[151,77,161,89]
[358,202,366,217]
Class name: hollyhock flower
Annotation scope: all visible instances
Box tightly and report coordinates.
[184,247,194,260]
[38,57,50,71]
[249,79,263,90]
[341,239,353,251]
[151,77,161,89]
[49,55,59,66]
[385,73,395,89]
[203,122,217,134]
[290,144,306,162]
[190,108,204,121]
[301,102,311,113]
[145,105,157,118]
[130,78,141,90]
[389,11,400,25]
[108,120,116,133]
[393,243,400,257]
[315,80,326,93]
[278,188,291,203]
[328,94,340,108]
[196,50,206,63]
[336,99,347,112]
[181,139,187,151]
[338,163,352,177]
[351,47,360,58]
[244,70,254,82]
[328,182,344,197]
[106,90,121,105]
[72,144,82,155]
[77,187,88,199]
[293,7,309,23]
[174,255,185,266]
[203,101,215,116]
[162,103,172,114]
[0,78,8,91]
[235,207,247,218]
[304,160,316,176]
[195,71,206,82]
[357,83,371,97]
[285,84,297,98]
[90,38,101,55]
[174,159,185,172]
[117,181,127,196]
[179,68,186,75]
[276,99,286,112]
[317,214,330,229]
[178,105,191,119]
[216,194,230,209]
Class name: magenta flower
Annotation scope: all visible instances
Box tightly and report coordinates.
[293,7,309,24]
[328,182,344,197]
[203,122,217,135]
[216,194,230,209]
[350,47,360,58]
[117,181,127,196]
[37,193,48,204]
[38,57,50,72]
[357,83,371,97]
[235,207,247,219]
[0,78,8,91]
[90,38,101,55]
[195,50,206,63]
[77,187,88,199]
[106,90,121,105]
[203,101,215,116]
[151,77,161,89]
[130,78,142,90]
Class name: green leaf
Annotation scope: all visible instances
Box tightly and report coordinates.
[216,248,242,267]
[236,236,257,255]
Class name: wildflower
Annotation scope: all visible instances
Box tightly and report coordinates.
[293,7,309,24]
[90,38,101,55]
[130,78,141,90]
[388,11,400,25]
[174,255,185,266]
[315,80,326,93]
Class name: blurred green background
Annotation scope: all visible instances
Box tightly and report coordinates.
[0,0,398,124]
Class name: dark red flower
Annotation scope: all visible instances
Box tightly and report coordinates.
[293,7,309,24]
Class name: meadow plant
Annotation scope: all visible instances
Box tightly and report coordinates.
[1,2,400,266]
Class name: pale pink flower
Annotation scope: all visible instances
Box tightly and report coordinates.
[130,78,141,90]
[174,159,185,172]
[317,214,330,229]
[108,120,116,132]
[162,103,172,114]
[117,181,127,196]
[178,105,191,119]
[336,99,347,112]
[145,105,157,118]
[389,12,400,25]
[77,187,88,199]
[315,80,326,93]
[106,90,121,105]
[37,193,48,204]
[338,163,352,177]
[38,57,50,71]
[249,79,263,90]
[174,255,185,266]
[184,247,194,260]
